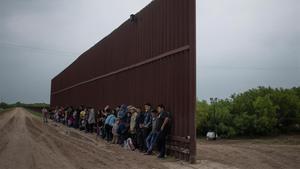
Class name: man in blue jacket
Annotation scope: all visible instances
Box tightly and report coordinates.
[104,109,115,142]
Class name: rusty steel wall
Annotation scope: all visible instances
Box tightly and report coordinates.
[51,0,196,162]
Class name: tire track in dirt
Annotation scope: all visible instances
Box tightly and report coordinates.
[2,108,243,169]
[20,108,167,169]
[26,116,111,168]
[0,108,37,169]
[0,112,16,156]
[25,115,83,169]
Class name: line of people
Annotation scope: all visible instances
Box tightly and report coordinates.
[48,103,171,158]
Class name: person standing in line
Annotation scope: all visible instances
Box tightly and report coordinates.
[87,108,96,133]
[41,107,48,123]
[129,107,138,145]
[117,104,127,122]
[79,108,87,131]
[142,103,153,152]
[145,109,159,155]
[135,107,145,151]
[156,104,169,158]
[100,109,108,139]
[74,107,81,129]
[104,109,116,141]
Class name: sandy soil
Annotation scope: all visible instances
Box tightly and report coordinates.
[0,108,299,169]
[197,136,300,169]
[0,108,168,169]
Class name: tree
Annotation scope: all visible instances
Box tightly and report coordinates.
[196,100,210,135]
[196,86,300,138]
[0,102,8,109]
[253,95,278,135]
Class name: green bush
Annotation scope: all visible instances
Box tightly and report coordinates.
[196,86,300,138]
[0,102,49,109]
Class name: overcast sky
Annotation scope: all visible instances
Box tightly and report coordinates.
[0,0,299,104]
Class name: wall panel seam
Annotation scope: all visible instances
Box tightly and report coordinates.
[52,45,190,95]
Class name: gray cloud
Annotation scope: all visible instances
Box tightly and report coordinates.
[0,0,299,103]
[196,0,300,100]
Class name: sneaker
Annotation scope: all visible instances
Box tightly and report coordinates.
[157,155,165,159]
[144,152,152,155]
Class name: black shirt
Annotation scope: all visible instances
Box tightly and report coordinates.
[135,112,145,129]
[155,111,169,132]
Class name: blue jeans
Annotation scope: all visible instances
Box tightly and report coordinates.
[146,131,158,153]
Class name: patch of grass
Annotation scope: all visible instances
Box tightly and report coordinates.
[26,108,42,117]
[0,108,13,114]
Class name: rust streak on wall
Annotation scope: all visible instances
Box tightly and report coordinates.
[51,0,196,162]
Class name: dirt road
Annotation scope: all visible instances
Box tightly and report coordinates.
[0,108,169,169]
[0,108,299,169]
